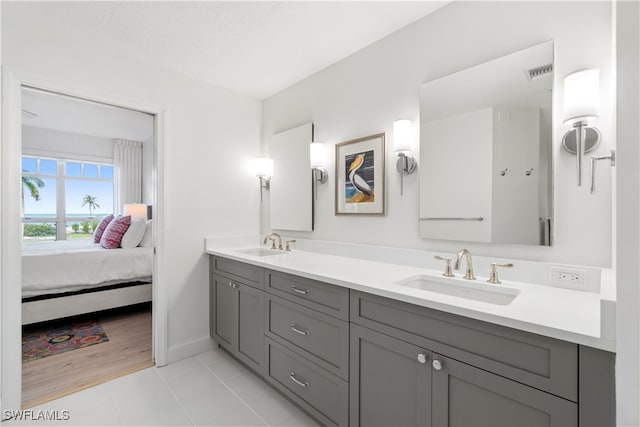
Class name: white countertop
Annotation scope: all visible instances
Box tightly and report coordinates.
[205,237,616,352]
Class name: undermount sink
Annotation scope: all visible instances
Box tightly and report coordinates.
[236,248,283,257]
[395,274,520,305]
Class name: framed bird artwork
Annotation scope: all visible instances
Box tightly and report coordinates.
[335,133,385,215]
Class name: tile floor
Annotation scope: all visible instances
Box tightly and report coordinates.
[4,346,320,426]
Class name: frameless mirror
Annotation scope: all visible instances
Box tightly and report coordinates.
[419,41,553,246]
[270,122,314,231]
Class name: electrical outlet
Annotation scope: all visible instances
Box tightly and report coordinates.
[554,271,582,282]
[549,266,588,290]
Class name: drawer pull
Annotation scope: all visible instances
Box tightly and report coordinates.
[417,353,427,364]
[290,324,310,336]
[290,286,310,295]
[432,359,443,371]
[289,372,309,388]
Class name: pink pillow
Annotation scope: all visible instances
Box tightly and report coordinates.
[93,214,114,243]
[100,215,131,249]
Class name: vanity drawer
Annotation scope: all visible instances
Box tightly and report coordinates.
[265,270,349,320]
[265,337,349,427]
[266,296,349,380]
[350,291,578,402]
[211,256,263,290]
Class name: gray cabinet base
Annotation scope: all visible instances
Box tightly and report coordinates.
[578,345,616,426]
[265,337,348,427]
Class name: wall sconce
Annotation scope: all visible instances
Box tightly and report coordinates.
[393,119,417,195]
[562,69,601,186]
[310,142,328,200]
[253,156,273,202]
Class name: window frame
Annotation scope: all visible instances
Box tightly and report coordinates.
[21,154,114,241]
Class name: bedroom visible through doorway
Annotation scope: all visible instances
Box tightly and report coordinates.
[19,87,156,407]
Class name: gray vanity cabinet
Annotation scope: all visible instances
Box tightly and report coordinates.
[350,290,582,427]
[208,256,614,427]
[210,274,236,348]
[350,322,578,427]
[431,354,577,427]
[210,257,265,374]
[350,324,432,427]
[235,282,265,372]
[264,269,350,426]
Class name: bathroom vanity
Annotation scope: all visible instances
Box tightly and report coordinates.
[207,245,615,427]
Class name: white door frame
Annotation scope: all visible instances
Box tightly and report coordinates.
[1,69,168,413]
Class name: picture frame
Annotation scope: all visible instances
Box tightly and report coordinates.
[335,133,385,216]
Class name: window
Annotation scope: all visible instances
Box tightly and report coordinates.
[22,156,114,242]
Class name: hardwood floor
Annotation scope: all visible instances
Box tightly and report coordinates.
[22,303,153,408]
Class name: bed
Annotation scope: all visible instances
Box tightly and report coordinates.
[22,239,153,325]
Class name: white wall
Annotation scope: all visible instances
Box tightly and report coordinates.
[262,1,614,268]
[2,5,263,362]
[22,126,113,162]
[0,1,4,413]
[615,1,640,425]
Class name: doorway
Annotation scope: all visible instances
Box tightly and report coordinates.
[20,87,155,407]
[1,73,167,413]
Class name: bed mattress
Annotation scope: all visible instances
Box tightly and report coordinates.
[22,239,153,297]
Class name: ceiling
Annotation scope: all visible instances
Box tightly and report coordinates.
[5,1,448,100]
[22,88,155,141]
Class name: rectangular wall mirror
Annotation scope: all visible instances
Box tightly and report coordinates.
[270,122,314,231]
[419,40,553,246]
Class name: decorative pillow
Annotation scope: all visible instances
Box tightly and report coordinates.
[138,220,153,247]
[120,219,147,249]
[100,215,131,249]
[92,214,114,243]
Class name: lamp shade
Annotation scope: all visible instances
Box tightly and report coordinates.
[563,69,600,125]
[253,157,273,178]
[310,143,325,169]
[393,119,413,153]
[123,203,148,219]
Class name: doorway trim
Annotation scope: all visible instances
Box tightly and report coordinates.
[1,69,168,412]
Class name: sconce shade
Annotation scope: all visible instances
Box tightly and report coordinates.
[563,69,600,125]
[123,203,148,219]
[393,119,413,153]
[254,157,273,178]
[310,143,325,169]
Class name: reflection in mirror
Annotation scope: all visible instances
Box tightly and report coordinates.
[419,41,553,246]
[270,122,314,231]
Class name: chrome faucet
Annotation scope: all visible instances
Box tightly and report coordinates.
[263,232,283,250]
[454,249,476,280]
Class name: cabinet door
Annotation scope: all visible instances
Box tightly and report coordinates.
[236,282,264,373]
[350,324,431,427]
[431,354,577,427]
[210,274,237,351]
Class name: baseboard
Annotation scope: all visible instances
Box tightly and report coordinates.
[167,335,215,364]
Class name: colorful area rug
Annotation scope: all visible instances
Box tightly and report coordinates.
[22,320,109,363]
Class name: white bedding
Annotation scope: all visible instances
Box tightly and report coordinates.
[22,239,153,297]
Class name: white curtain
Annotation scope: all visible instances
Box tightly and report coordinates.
[113,139,143,216]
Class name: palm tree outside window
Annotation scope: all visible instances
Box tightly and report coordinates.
[81,194,100,218]
[22,174,44,203]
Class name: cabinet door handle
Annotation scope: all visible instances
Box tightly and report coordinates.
[228,282,238,289]
[432,359,443,370]
[289,372,309,388]
[417,353,428,364]
[290,324,310,336]
[290,286,310,295]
